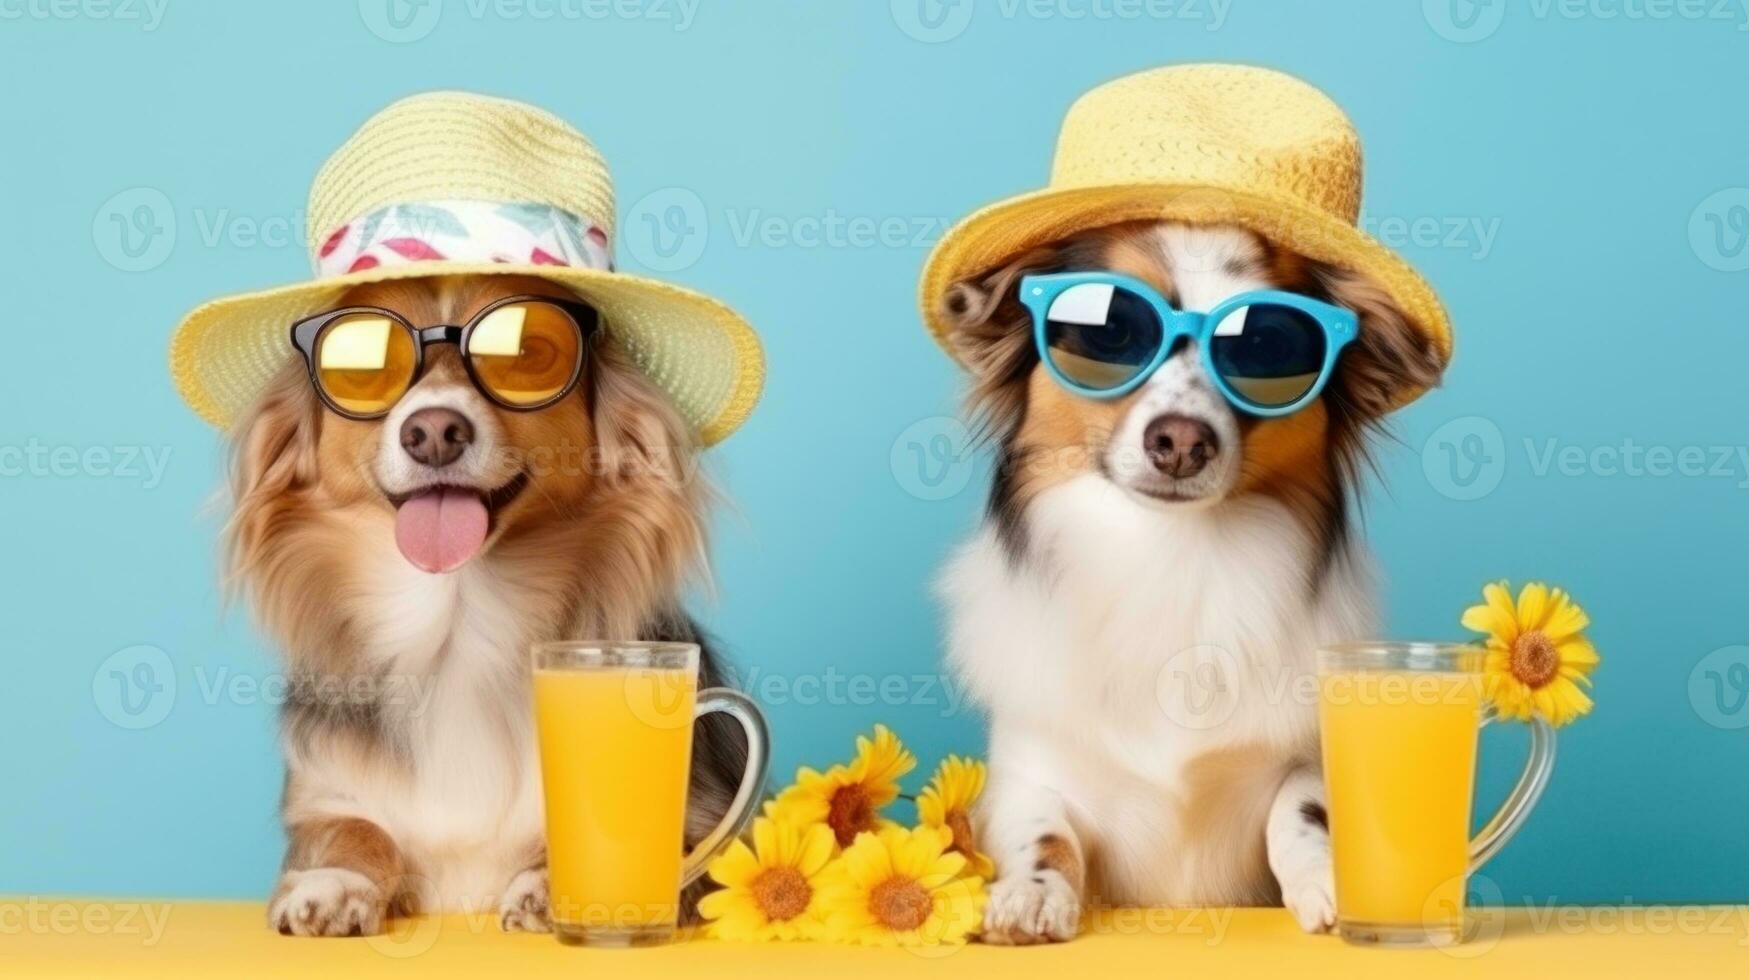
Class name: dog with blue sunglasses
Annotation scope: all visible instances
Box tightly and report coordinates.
[935,218,1445,943]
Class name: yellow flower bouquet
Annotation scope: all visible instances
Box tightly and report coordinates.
[701,725,990,946]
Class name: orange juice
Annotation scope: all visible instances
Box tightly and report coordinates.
[1318,671,1482,934]
[533,666,696,931]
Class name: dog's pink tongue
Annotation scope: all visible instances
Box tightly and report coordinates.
[394,488,489,573]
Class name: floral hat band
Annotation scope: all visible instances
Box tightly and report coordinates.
[313,199,615,278]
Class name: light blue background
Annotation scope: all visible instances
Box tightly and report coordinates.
[3,0,1746,906]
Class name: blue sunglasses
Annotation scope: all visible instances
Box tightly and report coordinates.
[1020,272,1359,417]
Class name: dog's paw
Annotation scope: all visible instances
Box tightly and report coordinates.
[498,867,551,933]
[981,872,1080,945]
[269,868,386,937]
[1281,865,1336,934]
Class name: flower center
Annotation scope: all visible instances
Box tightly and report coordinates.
[749,866,812,923]
[827,785,873,847]
[868,876,932,932]
[946,809,977,861]
[1510,629,1560,688]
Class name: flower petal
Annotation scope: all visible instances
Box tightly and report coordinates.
[1541,592,1591,641]
[708,840,760,888]
[1483,582,1519,637]
[1461,602,1507,639]
[1516,582,1551,632]
[797,823,837,876]
[1556,636,1600,669]
[752,817,779,865]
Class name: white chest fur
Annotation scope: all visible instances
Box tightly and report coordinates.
[338,552,549,912]
[942,475,1375,904]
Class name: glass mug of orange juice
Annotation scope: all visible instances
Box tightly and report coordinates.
[531,641,769,947]
[1318,642,1555,947]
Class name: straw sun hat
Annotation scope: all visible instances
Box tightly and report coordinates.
[919,63,1452,409]
[170,91,762,445]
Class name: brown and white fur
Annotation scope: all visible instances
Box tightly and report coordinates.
[936,222,1445,943]
[226,274,745,936]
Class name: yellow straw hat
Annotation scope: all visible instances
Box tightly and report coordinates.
[919,63,1451,408]
[170,91,762,444]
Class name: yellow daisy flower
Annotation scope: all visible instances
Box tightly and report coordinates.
[768,725,916,848]
[1462,580,1600,727]
[916,755,996,879]
[698,817,836,941]
[818,825,986,947]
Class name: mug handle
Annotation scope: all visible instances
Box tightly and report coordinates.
[679,688,771,887]
[1468,709,1556,872]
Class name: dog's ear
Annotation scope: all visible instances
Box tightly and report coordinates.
[575,335,711,638]
[225,359,320,585]
[939,246,1067,440]
[1311,263,1448,424]
[585,336,699,496]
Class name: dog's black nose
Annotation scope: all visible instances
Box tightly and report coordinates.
[1143,414,1219,478]
[400,407,474,468]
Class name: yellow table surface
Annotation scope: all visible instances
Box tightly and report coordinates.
[4,899,1747,978]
